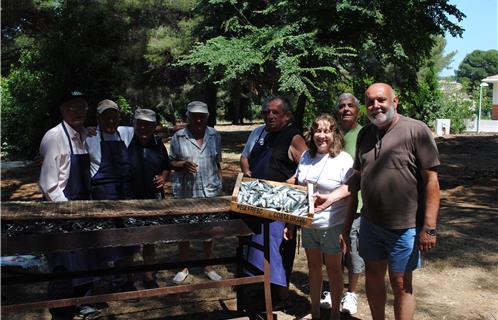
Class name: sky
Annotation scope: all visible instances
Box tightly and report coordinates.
[440,0,498,77]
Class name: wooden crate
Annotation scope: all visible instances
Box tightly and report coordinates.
[230,173,314,226]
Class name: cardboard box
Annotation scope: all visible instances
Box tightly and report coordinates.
[230,173,314,226]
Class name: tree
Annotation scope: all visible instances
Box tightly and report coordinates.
[1,0,198,158]
[178,0,465,129]
[456,49,498,94]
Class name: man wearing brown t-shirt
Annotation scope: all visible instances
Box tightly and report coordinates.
[315,83,440,320]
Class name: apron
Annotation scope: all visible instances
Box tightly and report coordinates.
[91,131,132,200]
[128,136,164,199]
[46,122,95,287]
[245,131,289,287]
[91,130,138,262]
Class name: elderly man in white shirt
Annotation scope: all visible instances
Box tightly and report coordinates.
[39,91,100,320]
[86,99,138,292]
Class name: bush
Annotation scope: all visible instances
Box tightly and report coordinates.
[1,49,52,159]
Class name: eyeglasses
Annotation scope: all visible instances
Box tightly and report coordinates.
[66,105,88,112]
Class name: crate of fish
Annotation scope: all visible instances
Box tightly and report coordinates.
[230,173,314,226]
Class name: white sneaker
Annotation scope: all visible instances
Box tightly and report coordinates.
[341,292,358,315]
[319,290,332,309]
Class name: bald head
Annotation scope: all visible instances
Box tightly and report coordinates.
[365,83,398,129]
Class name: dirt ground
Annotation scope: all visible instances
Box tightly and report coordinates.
[1,124,497,320]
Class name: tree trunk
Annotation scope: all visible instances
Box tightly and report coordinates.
[205,82,217,127]
[294,94,307,132]
[231,81,242,124]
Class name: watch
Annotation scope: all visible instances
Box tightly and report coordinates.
[423,227,437,236]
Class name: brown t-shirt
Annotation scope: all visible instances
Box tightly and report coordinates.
[353,116,440,229]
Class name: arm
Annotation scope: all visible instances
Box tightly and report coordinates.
[314,170,361,212]
[168,134,198,174]
[39,132,67,202]
[217,131,223,183]
[289,134,307,164]
[418,168,440,252]
[240,155,252,177]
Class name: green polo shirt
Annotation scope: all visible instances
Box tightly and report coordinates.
[343,124,363,215]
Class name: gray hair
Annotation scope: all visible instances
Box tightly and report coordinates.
[263,96,292,113]
[336,93,359,109]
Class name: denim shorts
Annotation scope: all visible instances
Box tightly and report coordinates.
[302,224,343,255]
[359,218,421,273]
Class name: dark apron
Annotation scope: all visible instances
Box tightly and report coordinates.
[245,131,289,287]
[91,130,138,262]
[91,131,132,200]
[46,122,95,287]
[128,136,164,199]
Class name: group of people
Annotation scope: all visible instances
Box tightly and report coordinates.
[240,83,440,320]
[39,95,223,319]
[39,82,440,320]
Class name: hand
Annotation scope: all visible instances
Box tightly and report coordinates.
[183,160,198,174]
[314,192,333,212]
[339,232,350,255]
[86,126,97,136]
[243,170,252,177]
[283,225,295,240]
[153,175,165,189]
[418,229,437,252]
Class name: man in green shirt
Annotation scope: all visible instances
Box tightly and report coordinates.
[320,93,363,315]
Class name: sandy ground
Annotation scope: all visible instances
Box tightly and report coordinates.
[1,125,497,320]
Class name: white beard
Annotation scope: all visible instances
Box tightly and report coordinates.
[368,107,395,127]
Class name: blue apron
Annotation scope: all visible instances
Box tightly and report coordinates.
[46,122,95,287]
[91,130,138,262]
[91,131,132,200]
[245,131,289,287]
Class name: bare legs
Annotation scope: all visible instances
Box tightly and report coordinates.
[347,271,360,292]
[177,240,216,274]
[365,260,415,320]
[305,248,343,320]
[389,271,415,320]
[143,244,155,282]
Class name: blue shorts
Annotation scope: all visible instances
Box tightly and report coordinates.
[302,224,343,255]
[359,218,421,273]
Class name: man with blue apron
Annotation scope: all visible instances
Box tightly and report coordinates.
[39,91,100,319]
[244,97,307,306]
[86,99,137,290]
[128,108,170,288]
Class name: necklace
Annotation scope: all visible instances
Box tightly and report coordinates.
[303,153,329,188]
[375,114,399,159]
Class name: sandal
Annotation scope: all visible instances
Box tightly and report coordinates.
[204,269,222,281]
[172,269,189,284]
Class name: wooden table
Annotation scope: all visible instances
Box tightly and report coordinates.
[1,197,273,319]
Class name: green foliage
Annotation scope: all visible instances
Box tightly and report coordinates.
[456,49,498,94]
[1,48,51,159]
[116,96,133,124]
[1,0,468,158]
[435,82,474,133]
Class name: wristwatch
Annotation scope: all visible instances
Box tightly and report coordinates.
[423,227,437,236]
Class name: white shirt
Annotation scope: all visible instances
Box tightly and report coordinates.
[241,124,267,158]
[39,121,88,202]
[86,126,134,177]
[296,150,354,228]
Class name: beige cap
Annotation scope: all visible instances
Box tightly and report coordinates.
[134,108,157,122]
[97,99,119,114]
[187,101,209,114]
